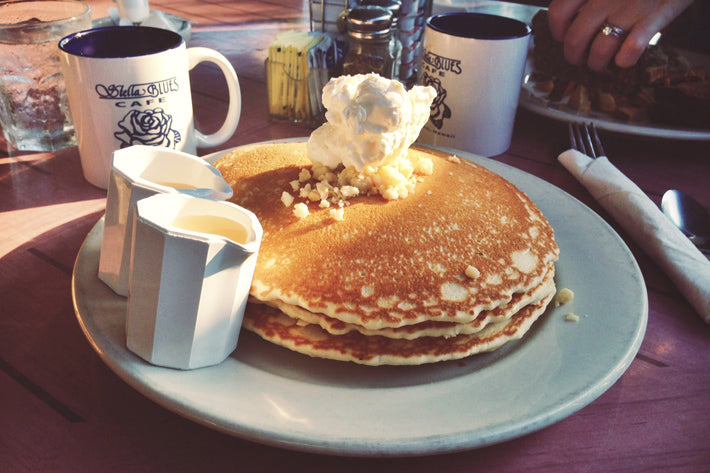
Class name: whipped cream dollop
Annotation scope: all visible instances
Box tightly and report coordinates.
[307,73,436,172]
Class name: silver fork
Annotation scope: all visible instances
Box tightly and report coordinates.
[569,122,710,258]
[568,122,606,158]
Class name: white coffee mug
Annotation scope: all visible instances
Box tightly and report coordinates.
[59,26,241,189]
[417,13,531,157]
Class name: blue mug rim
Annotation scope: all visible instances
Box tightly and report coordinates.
[59,26,184,58]
[426,12,531,40]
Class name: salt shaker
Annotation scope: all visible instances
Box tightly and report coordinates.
[359,0,403,80]
[342,6,396,79]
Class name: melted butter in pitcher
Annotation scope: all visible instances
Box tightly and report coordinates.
[169,214,249,244]
[154,181,200,190]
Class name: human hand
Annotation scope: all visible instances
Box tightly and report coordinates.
[547,0,694,71]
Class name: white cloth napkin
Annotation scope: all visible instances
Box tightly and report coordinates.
[559,149,710,323]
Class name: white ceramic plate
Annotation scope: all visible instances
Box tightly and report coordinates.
[72,142,647,457]
[519,80,710,140]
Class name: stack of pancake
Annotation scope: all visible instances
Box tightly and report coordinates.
[215,142,559,366]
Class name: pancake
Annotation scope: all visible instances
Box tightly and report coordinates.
[214,141,559,365]
[242,293,554,366]
[215,142,559,329]
[260,263,556,340]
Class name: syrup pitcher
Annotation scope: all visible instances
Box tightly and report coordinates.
[126,193,263,370]
[98,145,233,296]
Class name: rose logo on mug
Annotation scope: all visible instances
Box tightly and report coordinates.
[115,108,182,149]
[60,26,242,189]
[421,50,457,131]
[421,74,451,131]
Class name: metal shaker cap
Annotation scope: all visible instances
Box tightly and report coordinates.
[346,6,393,39]
[358,0,402,29]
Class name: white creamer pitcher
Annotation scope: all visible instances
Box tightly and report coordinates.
[99,145,233,296]
[126,193,263,370]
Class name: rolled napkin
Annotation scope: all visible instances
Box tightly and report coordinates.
[559,149,710,323]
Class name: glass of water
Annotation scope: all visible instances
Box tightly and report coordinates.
[0,0,91,153]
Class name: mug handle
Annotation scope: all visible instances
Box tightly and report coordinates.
[187,47,242,148]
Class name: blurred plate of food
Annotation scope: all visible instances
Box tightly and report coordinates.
[520,10,710,140]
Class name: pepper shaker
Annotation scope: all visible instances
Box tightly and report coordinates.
[358,0,403,80]
[342,6,396,79]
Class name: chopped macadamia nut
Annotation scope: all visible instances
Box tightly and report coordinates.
[311,165,328,180]
[293,202,309,219]
[280,191,294,207]
[299,183,312,198]
[340,185,359,198]
[383,186,405,200]
[414,156,434,175]
[329,207,345,221]
[465,265,481,279]
[284,145,435,222]
[555,288,575,307]
[565,312,580,322]
[299,169,312,182]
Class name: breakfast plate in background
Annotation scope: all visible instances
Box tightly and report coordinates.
[519,55,710,141]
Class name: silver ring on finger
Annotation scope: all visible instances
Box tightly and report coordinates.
[600,22,627,39]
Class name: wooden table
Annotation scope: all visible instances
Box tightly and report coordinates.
[2,1,709,471]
